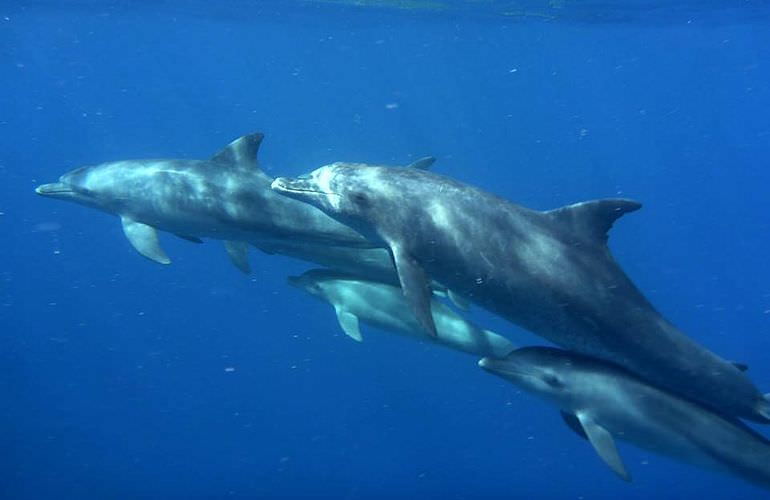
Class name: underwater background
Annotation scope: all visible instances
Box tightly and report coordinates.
[3,1,770,498]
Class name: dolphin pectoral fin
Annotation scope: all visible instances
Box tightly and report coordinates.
[406,156,436,170]
[560,411,588,440]
[120,216,171,265]
[210,133,264,169]
[577,412,631,482]
[390,242,437,337]
[334,306,363,342]
[224,241,251,274]
[174,234,204,244]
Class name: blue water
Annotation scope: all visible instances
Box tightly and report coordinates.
[3,1,770,498]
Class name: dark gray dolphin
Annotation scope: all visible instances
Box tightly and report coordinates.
[34,133,433,277]
[270,164,770,423]
[480,347,770,490]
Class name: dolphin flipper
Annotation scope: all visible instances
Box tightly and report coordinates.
[390,242,437,337]
[120,216,170,265]
[224,240,251,274]
[334,306,363,342]
[577,412,631,482]
[406,156,436,170]
[560,411,588,440]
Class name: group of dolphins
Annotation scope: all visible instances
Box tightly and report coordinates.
[36,132,770,490]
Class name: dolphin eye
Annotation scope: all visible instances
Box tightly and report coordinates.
[543,374,564,389]
[352,192,369,206]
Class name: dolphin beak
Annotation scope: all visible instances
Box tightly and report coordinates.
[478,357,494,370]
[35,182,73,197]
[271,177,319,195]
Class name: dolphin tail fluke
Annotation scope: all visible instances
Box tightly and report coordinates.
[120,216,170,265]
[210,133,264,170]
[224,240,251,274]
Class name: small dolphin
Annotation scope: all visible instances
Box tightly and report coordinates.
[288,269,511,357]
[35,133,433,277]
[270,164,770,423]
[480,347,770,490]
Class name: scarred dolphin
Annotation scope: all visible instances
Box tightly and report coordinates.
[270,164,770,423]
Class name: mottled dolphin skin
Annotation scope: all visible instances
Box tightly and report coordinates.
[288,269,512,357]
[34,133,432,277]
[270,164,770,423]
[480,347,770,490]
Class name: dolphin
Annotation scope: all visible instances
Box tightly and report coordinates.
[34,133,433,277]
[270,164,770,423]
[479,347,770,490]
[288,269,511,357]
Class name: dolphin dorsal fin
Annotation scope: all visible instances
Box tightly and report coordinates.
[406,156,436,170]
[210,133,264,169]
[547,198,641,243]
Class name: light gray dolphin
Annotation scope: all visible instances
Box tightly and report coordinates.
[270,164,770,423]
[288,269,511,357]
[479,347,770,490]
[34,133,433,277]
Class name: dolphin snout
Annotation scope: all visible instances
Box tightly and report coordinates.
[478,357,493,369]
[35,182,72,197]
[271,177,330,196]
[270,177,295,193]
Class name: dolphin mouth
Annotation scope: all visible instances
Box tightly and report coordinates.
[271,177,338,197]
[478,357,531,378]
[35,183,74,196]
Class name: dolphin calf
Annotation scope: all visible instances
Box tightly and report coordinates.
[270,164,770,423]
[479,347,770,490]
[34,133,432,277]
[288,269,511,357]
